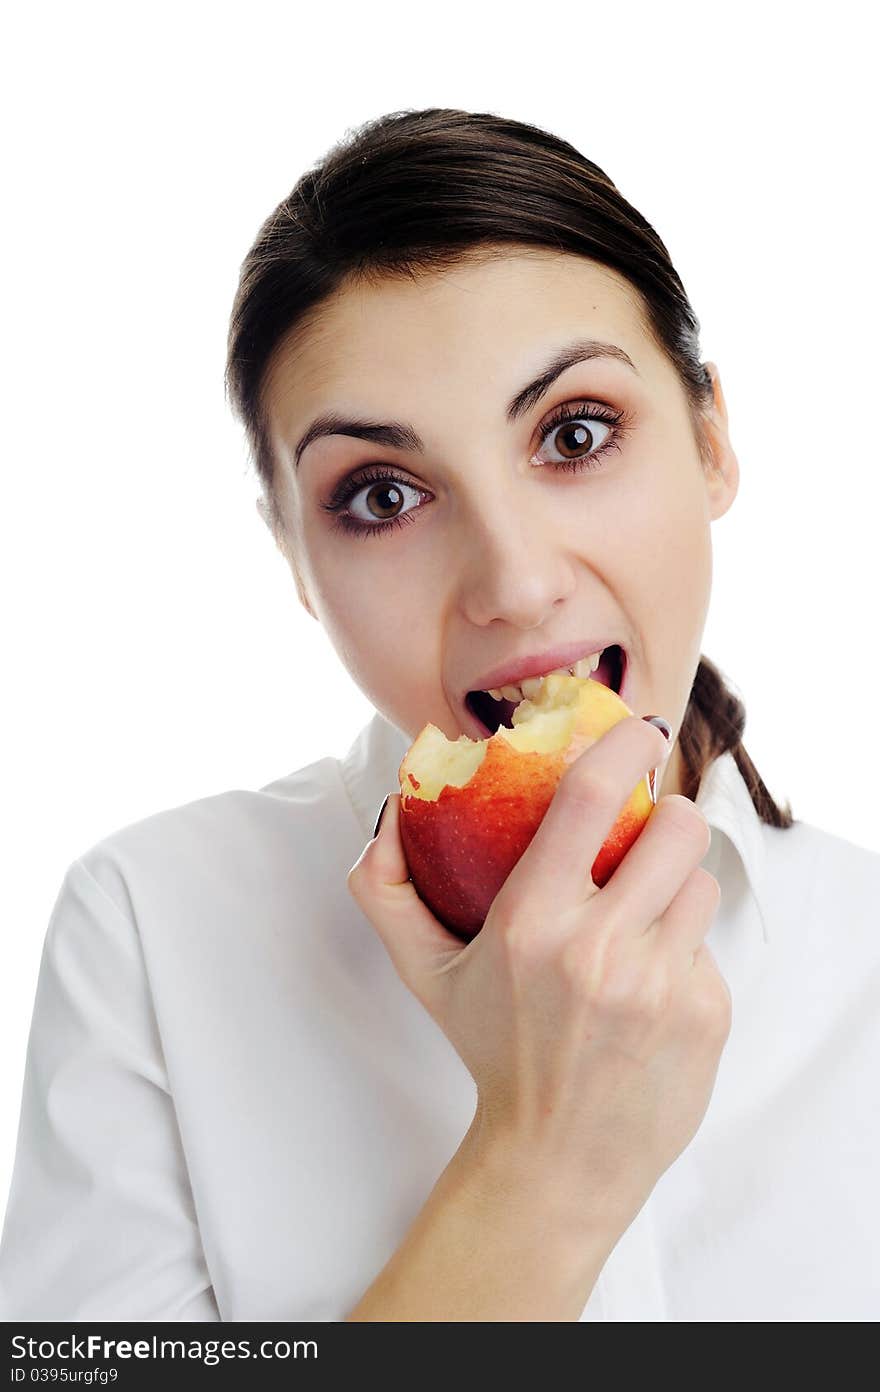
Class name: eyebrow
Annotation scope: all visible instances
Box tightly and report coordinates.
[292,337,639,469]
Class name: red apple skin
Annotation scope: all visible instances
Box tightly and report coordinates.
[399,724,654,942]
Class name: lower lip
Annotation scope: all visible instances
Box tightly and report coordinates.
[463,647,631,740]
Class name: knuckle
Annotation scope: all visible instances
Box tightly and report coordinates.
[495,909,542,970]
[688,973,733,1040]
[631,969,673,1021]
[345,856,375,906]
[563,762,618,813]
[713,974,734,1031]
[690,867,722,911]
[489,892,521,940]
[596,954,671,1022]
[657,795,712,858]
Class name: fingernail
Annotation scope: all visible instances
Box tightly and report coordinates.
[642,715,671,740]
[372,794,390,840]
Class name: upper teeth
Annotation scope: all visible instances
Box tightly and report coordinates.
[486,651,603,703]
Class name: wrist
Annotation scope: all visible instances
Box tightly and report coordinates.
[447,1105,630,1278]
[348,1104,631,1322]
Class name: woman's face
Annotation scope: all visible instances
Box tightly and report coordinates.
[262,249,739,799]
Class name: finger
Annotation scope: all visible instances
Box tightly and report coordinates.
[598,793,712,938]
[346,794,465,995]
[495,715,671,924]
[686,943,733,1041]
[648,866,722,967]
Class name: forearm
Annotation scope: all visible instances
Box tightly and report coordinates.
[345,1118,622,1322]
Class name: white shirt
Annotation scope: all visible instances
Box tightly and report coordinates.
[1,710,878,1322]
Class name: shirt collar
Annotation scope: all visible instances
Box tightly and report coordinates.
[695,748,770,945]
[341,713,771,945]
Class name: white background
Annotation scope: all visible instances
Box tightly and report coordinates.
[2,1,877,1209]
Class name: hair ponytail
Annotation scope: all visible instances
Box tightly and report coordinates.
[679,655,794,825]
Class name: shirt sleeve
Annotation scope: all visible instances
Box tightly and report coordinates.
[0,858,220,1320]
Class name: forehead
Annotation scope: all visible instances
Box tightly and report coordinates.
[263,250,663,456]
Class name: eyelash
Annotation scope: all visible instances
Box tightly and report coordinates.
[320,399,629,539]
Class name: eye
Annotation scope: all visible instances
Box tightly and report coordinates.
[320,466,429,539]
[534,400,621,467]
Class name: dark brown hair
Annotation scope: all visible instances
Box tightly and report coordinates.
[225,107,794,829]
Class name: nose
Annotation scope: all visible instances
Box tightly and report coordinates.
[456,508,577,629]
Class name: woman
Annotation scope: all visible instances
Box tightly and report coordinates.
[1,107,877,1322]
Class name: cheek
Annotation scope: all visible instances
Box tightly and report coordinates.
[300,536,442,700]
[593,466,711,634]
[299,505,443,621]
[653,512,712,647]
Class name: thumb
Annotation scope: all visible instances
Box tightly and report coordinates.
[346,793,466,997]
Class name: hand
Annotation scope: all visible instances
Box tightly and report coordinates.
[347,715,731,1232]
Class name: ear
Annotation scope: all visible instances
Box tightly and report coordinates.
[698,361,740,522]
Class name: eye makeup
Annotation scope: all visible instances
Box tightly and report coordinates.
[319,397,631,540]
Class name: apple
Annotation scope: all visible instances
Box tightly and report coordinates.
[398,672,657,940]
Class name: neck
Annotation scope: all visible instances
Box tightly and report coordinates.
[657,738,685,801]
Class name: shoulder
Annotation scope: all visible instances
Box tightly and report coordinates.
[760,815,880,954]
[761,814,880,894]
[68,750,361,942]
[46,714,402,993]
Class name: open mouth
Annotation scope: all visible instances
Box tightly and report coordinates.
[465,643,626,736]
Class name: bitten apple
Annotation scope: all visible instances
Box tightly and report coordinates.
[398,673,658,940]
